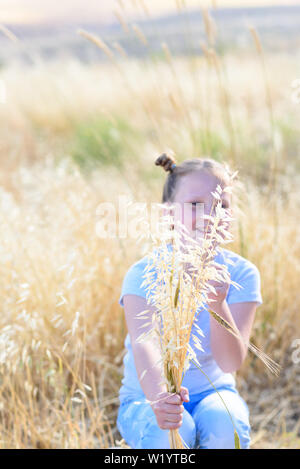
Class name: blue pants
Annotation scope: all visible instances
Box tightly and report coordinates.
[117,386,251,449]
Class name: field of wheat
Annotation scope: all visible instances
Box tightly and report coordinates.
[0,2,300,449]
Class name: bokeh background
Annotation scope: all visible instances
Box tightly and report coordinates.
[0,0,299,448]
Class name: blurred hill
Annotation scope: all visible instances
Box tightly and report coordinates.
[0,5,300,65]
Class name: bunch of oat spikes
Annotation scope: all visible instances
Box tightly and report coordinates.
[137,185,280,449]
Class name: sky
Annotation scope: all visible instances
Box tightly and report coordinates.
[0,0,299,25]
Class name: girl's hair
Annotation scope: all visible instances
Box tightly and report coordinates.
[155,153,237,204]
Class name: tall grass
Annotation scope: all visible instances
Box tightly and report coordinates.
[0,2,299,448]
[0,161,133,448]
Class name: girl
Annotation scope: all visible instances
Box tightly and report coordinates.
[117,155,263,449]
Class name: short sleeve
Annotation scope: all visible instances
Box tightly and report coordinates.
[118,262,147,307]
[226,259,263,306]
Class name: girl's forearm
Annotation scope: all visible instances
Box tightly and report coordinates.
[210,300,247,373]
[131,341,167,402]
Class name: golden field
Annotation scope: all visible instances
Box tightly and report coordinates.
[0,4,300,448]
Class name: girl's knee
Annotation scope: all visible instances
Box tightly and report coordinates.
[197,418,250,449]
[117,400,152,448]
[192,390,251,449]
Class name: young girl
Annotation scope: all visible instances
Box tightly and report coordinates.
[117,155,263,449]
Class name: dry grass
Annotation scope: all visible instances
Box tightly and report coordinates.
[0,8,299,447]
[0,160,133,448]
[0,152,299,448]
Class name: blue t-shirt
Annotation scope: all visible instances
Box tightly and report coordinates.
[118,245,263,402]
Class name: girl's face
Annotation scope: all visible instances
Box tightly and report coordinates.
[167,170,232,243]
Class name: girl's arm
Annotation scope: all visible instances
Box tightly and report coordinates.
[123,294,166,401]
[123,294,189,429]
[209,300,258,373]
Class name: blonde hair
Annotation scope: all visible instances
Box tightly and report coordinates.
[155,153,238,204]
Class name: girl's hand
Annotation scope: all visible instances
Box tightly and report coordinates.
[150,386,189,430]
[206,265,230,313]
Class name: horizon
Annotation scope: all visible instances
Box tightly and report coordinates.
[1,0,300,26]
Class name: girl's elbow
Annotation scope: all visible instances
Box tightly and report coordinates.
[217,352,247,373]
[218,362,241,373]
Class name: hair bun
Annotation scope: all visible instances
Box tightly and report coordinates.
[155,153,177,173]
